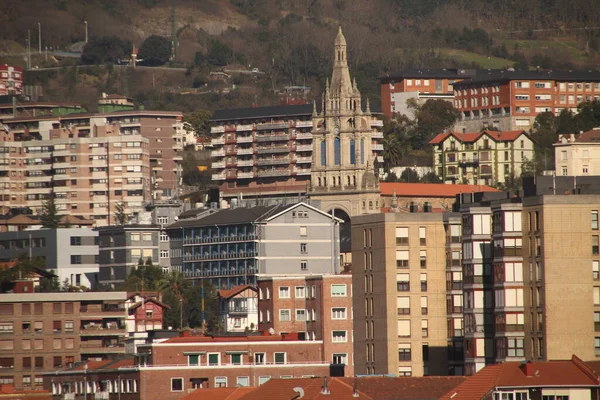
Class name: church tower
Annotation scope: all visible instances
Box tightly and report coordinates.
[308,27,383,217]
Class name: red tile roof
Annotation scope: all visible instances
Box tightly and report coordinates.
[380,182,499,197]
[69,358,135,371]
[440,356,600,400]
[338,376,467,400]
[181,387,255,400]
[429,130,527,144]
[218,284,257,299]
[0,384,53,398]
[237,377,373,400]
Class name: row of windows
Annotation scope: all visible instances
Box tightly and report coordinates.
[0,302,75,315]
[268,284,348,300]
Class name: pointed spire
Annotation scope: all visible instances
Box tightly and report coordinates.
[312,99,317,116]
[365,97,371,114]
[335,26,346,46]
[326,78,330,91]
[352,77,357,91]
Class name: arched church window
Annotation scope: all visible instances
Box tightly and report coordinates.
[334,137,341,166]
[349,139,356,164]
[360,139,365,164]
[320,141,327,166]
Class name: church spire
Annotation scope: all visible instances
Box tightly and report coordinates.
[366,97,371,114]
[330,26,352,97]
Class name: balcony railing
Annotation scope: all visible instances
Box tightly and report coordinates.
[183,234,257,244]
[237,136,253,143]
[256,122,289,130]
[211,161,225,169]
[237,159,254,167]
[296,144,312,152]
[294,168,311,175]
[211,126,225,134]
[236,124,254,131]
[255,134,290,142]
[295,156,312,163]
[372,144,384,151]
[256,157,290,166]
[257,169,291,177]
[237,147,254,155]
[296,132,313,139]
[211,149,225,157]
[212,173,226,180]
[238,172,254,179]
[371,120,384,127]
[256,146,289,154]
[183,251,259,261]
[211,137,225,145]
[296,121,313,128]
[372,132,384,139]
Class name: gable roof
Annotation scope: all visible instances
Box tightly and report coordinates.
[380,182,500,198]
[218,284,257,300]
[338,376,467,400]
[237,377,373,400]
[429,130,529,145]
[128,297,170,310]
[182,387,255,400]
[440,356,600,400]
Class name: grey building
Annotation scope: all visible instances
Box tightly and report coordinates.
[96,225,160,286]
[145,201,183,272]
[0,228,99,288]
[167,202,342,288]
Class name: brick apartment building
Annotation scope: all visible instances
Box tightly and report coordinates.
[0,65,23,96]
[0,292,129,391]
[351,211,452,377]
[257,274,354,376]
[380,68,476,117]
[429,130,535,186]
[0,124,150,227]
[452,70,600,131]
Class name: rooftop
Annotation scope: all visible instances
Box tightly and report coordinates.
[237,377,372,400]
[211,104,313,122]
[182,387,255,400]
[338,376,467,400]
[380,182,500,198]
[557,128,600,144]
[429,130,529,144]
[217,284,257,300]
[0,291,127,302]
[380,68,482,83]
[453,69,600,87]
[160,331,309,344]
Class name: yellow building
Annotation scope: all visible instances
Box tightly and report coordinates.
[554,129,600,177]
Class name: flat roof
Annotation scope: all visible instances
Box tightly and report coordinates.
[0,291,128,302]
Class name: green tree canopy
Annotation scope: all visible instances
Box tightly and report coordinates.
[207,40,233,66]
[81,36,132,65]
[39,197,61,229]
[138,35,171,66]
[183,110,212,137]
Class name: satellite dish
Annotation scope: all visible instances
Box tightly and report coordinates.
[173,216,179,221]
[268,327,275,335]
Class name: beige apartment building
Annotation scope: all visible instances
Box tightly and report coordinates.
[0,125,150,227]
[351,212,449,377]
[0,292,128,391]
[554,128,600,177]
[257,274,354,376]
[522,191,600,361]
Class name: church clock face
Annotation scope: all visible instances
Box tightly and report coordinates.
[333,118,340,135]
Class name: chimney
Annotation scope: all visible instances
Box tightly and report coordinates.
[571,133,576,142]
[321,377,330,395]
[520,360,535,377]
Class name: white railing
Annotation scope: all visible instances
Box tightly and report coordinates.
[296,145,312,152]
[211,149,225,157]
[372,144,384,151]
[296,132,313,140]
[371,119,384,127]
[295,156,312,163]
[211,126,225,134]
[236,124,254,131]
[212,173,226,180]
[237,136,253,143]
[211,137,225,145]
[237,159,254,167]
[372,132,384,139]
[295,169,311,175]
[132,360,329,369]
[238,172,254,179]
[211,161,225,169]
[296,121,313,128]
[237,148,254,155]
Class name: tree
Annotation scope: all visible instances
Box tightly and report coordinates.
[206,40,233,66]
[381,133,404,171]
[421,172,442,183]
[412,99,460,149]
[39,197,61,229]
[138,35,171,66]
[183,110,212,138]
[114,201,127,225]
[399,168,420,183]
[81,36,132,65]
[576,100,600,131]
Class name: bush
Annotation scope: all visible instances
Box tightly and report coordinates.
[81,36,132,65]
[138,35,172,66]
[192,76,207,88]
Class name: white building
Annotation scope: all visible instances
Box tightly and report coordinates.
[554,128,600,177]
[217,284,259,333]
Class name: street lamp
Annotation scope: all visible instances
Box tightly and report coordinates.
[84,20,88,43]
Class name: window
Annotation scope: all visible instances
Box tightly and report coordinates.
[215,377,227,388]
[70,237,81,246]
[160,250,169,258]
[420,273,427,292]
[593,211,599,230]
[508,338,524,357]
[279,309,291,321]
[188,354,199,366]
[70,255,82,265]
[207,353,220,366]
[421,296,428,315]
[332,330,347,343]
[397,320,411,337]
[0,323,12,333]
[254,353,265,364]
[397,297,410,315]
[397,273,410,291]
[274,352,286,364]
[295,286,306,298]
[594,261,599,280]
[331,284,347,297]
[258,376,271,385]
[421,320,429,338]
[396,250,409,268]
[420,250,427,268]
[594,236,599,255]
[300,261,307,271]
[231,354,242,365]
[398,344,411,361]
[296,309,306,321]
[279,287,290,298]
[396,227,409,245]
[332,307,347,319]
[300,226,307,236]
[236,376,249,387]
[332,353,347,365]
[160,233,169,242]
[300,243,307,253]
[419,227,426,245]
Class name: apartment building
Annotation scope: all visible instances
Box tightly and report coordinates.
[0,228,99,288]
[0,125,150,227]
[554,128,600,177]
[453,70,600,131]
[96,224,160,286]
[0,65,23,95]
[210,28,384,215]
[429,130,535,186]
[257,274,354,375]
[0,292,128,391]
[146,201,183,272]
[380,68,476,117]
[0,208,93,232]
[0,98,84,120]
[217,284,258,333]
[351,212,449,377]
[167,202,341,288]
[2,107,183,198]
[521,176,600,362]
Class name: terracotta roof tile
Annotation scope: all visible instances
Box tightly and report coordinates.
[338,376,467,400]
[218,284,257,299]
[380,182,499,197]
[237,377,373,400]
[181,387,255,400]
[429,130,528,145]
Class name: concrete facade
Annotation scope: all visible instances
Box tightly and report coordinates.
[554,129,600,177]
[351,212,449,377]
[0,228,99,288]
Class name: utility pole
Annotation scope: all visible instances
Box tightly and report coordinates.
[27,30,31,70]
[170,0,177,61]
[38,22,41,54]
[84,20,88,43]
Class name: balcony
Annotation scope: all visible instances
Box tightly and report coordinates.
[296,144,312,152]
[236,124,254,131]
[228,307,249,315]
[376,155,383,163]
[211,149,225,157]
[458,157,479,167]
[257,157,290,166]
[211,126,225,134]
[80,342,125,353]
[237,136,253,143]
[183,251,259,261]
[80,324,126,336]
[237,147,254,155]
[183,234,257,244]
[237,159,254,167]
[296,132,313,140]
[212,173,226,180]
[294,168,311,175]
[211,137,225,145]
[212,161,225,169]
[372,132,384,139]
[256,146,289,154]
[256,134,290,142]
[257,169,291,177]
[371,119,384,127]
[372,144,384,151]
[256,122,288,130]
[295,156,312,163]
[238,172,254,179]
[296,120,313,128]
